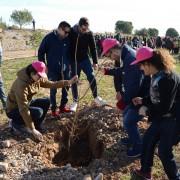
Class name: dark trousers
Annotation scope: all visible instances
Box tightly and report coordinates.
[48,70,69,111]
[0,74,6,108]
[7,98,50,129]
[71,58,97,102]
[174,101,180,145]
[123,105,143,145]
[141,118,180,180]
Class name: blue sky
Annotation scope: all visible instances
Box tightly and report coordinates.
[0,0,179,36]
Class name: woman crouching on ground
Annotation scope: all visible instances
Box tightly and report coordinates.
[131,47,180,180]
[6,61,78,141]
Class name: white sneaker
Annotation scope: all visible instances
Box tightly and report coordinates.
[8,119,12,128]
[70,102,78,112]
[94,96,107,106]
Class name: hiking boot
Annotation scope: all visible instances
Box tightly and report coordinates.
[127,145,142,158]
[94,96,107,106]
[131,169,152,180]
[59,106,71,113]
[70,102,78,112]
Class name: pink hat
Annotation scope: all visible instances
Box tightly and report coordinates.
[101,38,120,56]
[131,47,154,65]
[32,61,47,78]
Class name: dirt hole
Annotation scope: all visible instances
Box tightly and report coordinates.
[52,120,104,166]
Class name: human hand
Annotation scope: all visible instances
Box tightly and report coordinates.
[93,63,98,70]
[132,97,143,106]
[31,129,43,141]
[69,75,78,85]
[116,91,122,101]
[139,106,148,116]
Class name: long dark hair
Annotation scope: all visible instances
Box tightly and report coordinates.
[26,64,37,78]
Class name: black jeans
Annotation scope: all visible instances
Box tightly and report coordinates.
[140,118,180,180]
[7,98,50,129]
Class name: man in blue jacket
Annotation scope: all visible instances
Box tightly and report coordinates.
[38,21,71,116]
[102,38,150,157]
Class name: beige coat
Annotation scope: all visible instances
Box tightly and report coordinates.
[6,68,69,130]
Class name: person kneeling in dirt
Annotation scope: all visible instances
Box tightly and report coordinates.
[131,47,180,180]
[6,61,78,141]
[101,39,150,157]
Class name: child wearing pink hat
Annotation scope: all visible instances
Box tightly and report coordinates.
[101,39,151,157]
[131,47,180,179]
[6,61,78,141]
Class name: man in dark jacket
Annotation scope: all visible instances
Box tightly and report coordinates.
[69,17,106,112]
[102,39,150,157]
[38,21,71,116]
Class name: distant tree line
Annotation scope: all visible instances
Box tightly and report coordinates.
[0,10,179,38]
[115,20,179,38]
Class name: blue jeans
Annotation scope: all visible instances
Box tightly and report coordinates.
[6,98,50,130]
[71,58,97,101]
[141,118,180,179]
[0,73,6,108]
[123,105,143,145]
[48,70,69,111]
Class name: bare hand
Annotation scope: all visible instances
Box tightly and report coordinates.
[116,91,122,101]
[132,97,143,106]
[139,106,148,116]
[32,129,43,141]
[69,75,78,85]
[93,63,98,70]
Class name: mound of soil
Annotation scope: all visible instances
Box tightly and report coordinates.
[0,105,175,179]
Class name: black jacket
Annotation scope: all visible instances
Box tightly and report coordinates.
[143,71,180,121]
[69,25,98,64]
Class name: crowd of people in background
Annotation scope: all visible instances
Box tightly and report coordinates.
[94,33,180,57]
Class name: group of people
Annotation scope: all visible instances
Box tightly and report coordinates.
[101,39,180,179]
[38,17,106,116]
[0,17,180,179]
[95,33,180,57]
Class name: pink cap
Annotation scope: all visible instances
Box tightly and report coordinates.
[101,38,120,56]
[32,61,47,78]
[131,47,154,65]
